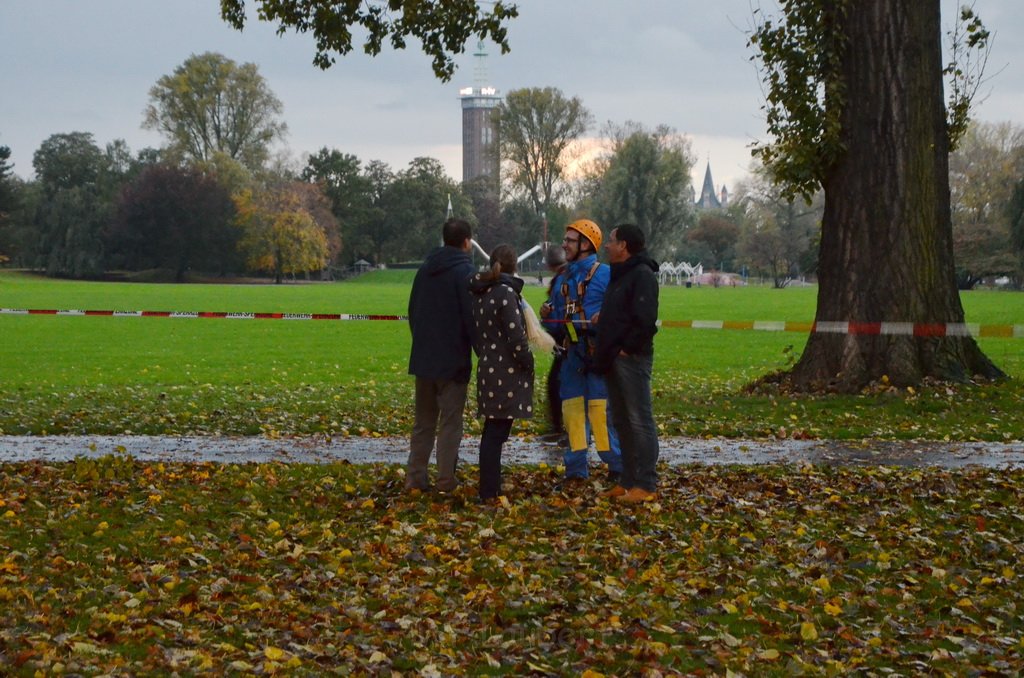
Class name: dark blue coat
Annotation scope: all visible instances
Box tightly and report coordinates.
[407,245,475,382]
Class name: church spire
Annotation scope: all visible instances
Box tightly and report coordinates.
[696,160,722,209]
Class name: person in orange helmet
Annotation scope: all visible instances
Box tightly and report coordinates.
[540,219,623,489]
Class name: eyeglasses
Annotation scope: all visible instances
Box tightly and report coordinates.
[563,236,580,244]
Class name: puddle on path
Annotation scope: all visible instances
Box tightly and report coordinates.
[1,435,1022,469]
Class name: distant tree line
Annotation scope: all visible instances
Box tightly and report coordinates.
[1,52,1021,286]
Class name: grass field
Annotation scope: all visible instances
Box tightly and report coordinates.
[1,269,1022,440]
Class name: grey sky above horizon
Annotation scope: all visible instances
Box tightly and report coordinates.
[2,0,1023,196]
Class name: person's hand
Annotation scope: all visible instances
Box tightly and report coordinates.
[591,312,600,325]
[540,301,553,319]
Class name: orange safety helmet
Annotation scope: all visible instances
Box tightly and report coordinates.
[566,219,603,251]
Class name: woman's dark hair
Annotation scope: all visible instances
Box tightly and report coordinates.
[487,243,517,281]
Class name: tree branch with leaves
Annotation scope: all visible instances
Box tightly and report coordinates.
[749,0,991,203]
[219,0,518,81]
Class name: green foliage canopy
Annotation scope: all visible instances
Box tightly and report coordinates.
[302,149,376,266]
[144,52,286,171]
[219,0,519,80]
[383,157,472,261]
[110,163,239,281]
[688,213,740,270]
[31,133,113,278]
[586,123,695,261]
[0,145,17,262]
[495,87,593,219]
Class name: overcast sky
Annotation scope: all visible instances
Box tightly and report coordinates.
[3,0,1023,195]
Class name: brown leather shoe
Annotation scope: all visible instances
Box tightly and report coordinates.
[600,485,628,498]
[617,487,657,503]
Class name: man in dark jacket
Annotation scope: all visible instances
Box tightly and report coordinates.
[406,218,475,493]
[593,223,661,503]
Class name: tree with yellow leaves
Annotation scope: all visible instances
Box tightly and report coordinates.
[235,183,332,284]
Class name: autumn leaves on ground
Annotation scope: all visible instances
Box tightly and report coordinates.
[2,457,1022,675]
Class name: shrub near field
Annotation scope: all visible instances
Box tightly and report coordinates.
[0,270,1022,440]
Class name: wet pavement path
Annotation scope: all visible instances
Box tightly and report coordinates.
[1,435,1022,469]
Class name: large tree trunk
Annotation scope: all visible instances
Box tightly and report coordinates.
[790,0,1003,392]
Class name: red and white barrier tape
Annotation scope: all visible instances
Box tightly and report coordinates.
[0,308,405,321]
[659,319,1024,338]
[2,308,1022,337]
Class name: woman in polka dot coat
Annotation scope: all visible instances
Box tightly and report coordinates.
[468,244,535,501]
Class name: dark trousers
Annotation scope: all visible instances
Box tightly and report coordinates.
[546,353,564,432]
[479,418,514,499]
[606,353,659,492]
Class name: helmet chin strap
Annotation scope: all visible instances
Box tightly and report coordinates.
[570,245,592,262]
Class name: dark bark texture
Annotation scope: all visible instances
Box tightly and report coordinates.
[791,0,1003,391]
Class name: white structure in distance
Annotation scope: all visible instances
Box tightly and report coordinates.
[659,262,703,285]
